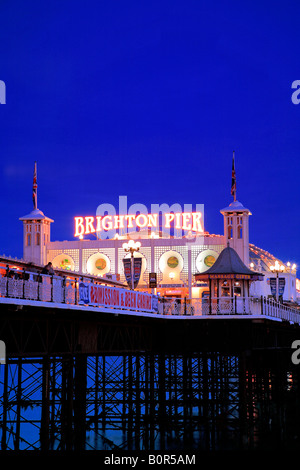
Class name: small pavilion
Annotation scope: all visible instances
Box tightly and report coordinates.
[195,244,264,314]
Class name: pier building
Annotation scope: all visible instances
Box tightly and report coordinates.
[18,163,299,306]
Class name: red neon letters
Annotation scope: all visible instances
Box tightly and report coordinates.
[74,212,203,237]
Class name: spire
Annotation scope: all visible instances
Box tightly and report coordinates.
[230,151,236,202]
[32,161,37,210]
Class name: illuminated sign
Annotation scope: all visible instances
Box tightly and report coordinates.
[79,282,158,313]
[208,274,252,279]
[149,272,157,288]
[196,273,264,280]
[74,212,204,238]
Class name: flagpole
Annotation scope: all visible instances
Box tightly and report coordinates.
[131,251,134,291]
[231,151,236,202]
[33,161,38,210]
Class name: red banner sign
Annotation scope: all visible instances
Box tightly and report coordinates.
[86,283,157,312]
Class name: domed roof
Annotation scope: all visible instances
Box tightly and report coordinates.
[220,200,252,214]
[249,244,289,272]
[204,245,256,275]
[19,208,53,222]
[195,245,263,280]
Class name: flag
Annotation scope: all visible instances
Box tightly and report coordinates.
[123,258,132,288]
[123,257,142,289]
[231,152,236,201]
[33,162,37,210]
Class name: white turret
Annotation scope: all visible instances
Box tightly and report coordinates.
[220,153,251,266]
[19,163,53,266]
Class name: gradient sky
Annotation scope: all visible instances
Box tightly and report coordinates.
[0,0,299,271]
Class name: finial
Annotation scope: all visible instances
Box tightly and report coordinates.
[32,161,37,210]
[230,151,236,202]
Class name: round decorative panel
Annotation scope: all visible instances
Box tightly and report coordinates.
[167,256,179,268]
[204,255,216,267]
[95,258,107,271]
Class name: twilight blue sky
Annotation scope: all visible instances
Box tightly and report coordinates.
[0,0,299,269]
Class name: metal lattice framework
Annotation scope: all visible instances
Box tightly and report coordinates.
[1,351,300,451]
[0,352,279,451]
[1,289,300,452]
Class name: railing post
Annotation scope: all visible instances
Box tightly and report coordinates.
[184,297,187,316]
[37,274,41,301]
[22,268,26,299]
[261,296,264,315]
[5,265,9,297]
[63,276,66,303]
[75,279,78,305]
[51,275,54,302]
[234,295,237,314]
[209,279,212,315]
[163,297,165,315]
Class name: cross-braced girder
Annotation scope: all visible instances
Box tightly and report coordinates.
[0,351,299,451]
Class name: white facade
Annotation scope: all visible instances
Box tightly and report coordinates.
[249,244,298,302]
[19,194,298,302]
[221,200,251,266]
[19,209,53,266]
[45,231,225,299]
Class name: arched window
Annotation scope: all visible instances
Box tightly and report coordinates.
[228,225,233,239]
[35,232,40,246]
[26,234,31,246]
[238,226,243,239]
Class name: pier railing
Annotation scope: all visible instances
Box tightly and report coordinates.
[0,272,82,305]
[157,296,261,316]
[0,266,299,323]
[0,269,157,314]
[157,295,300,323]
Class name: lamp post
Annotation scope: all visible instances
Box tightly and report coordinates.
[270,260,285,302]
[122,239,141,290]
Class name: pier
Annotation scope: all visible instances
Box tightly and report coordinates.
[1,257,300,451]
